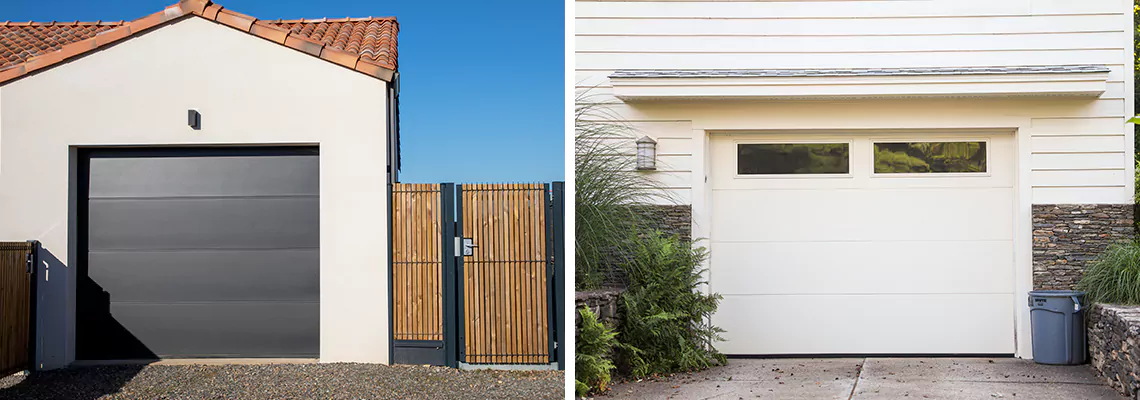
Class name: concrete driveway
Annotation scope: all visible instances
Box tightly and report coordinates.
[603,358,1122,399]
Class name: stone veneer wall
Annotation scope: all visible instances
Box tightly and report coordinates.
[632,205,692,242]
[597,205,692,287]
[1032,204,1134,290]
[1088,304,1140,398]
[575,289,623,334]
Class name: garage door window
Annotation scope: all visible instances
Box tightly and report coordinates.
[873,141,987,174]
[737,143,850,175]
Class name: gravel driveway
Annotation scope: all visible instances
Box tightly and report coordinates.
[0,363,564,400]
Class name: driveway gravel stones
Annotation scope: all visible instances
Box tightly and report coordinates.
[0,363,563,400]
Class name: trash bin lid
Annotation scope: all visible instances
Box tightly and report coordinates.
[1029,290,1086,297]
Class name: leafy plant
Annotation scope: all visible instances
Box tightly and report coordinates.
[575,307,619,397]
[575,91,674,289]
[618,231,726,377]
[1078,241,1140,304]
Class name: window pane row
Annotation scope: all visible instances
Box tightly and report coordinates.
[737,141,986,175]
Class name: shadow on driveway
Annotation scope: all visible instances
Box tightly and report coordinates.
[0,365,146,400]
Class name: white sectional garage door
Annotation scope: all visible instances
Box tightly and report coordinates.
[709,132,1016,355]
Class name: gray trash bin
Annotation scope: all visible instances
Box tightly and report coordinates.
[1028,290,1087,365]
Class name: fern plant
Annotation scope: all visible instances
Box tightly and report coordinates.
[576,307,618,397]
[1078,241,1140,304]
[618,231,726,377]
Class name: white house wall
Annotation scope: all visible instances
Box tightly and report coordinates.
[576,0,1134,359]
[576,0,1135,205]
[0,16,391,369]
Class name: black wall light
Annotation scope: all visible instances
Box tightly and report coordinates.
[188,109,201,130]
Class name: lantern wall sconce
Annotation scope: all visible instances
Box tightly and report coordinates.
[636,135,657,170]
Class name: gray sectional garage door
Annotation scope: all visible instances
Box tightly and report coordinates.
[77,147,319,359]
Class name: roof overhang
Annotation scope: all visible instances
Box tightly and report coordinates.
[608,66,1110,101]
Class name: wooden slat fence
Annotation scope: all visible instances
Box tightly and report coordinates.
[460,183,549,364]
[0,242,33,376]
[392,184,444,342]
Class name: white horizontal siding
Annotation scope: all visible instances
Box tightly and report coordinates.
[1030,135,1127,153]
[577,15,1122,37]
[1031,152,1127,170]
[578,32,1128,54]
[578,0,1124,19]
[578,51,1123,70]
[576,0,1133,205]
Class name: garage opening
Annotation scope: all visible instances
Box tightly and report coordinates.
[709,132,1016,355]
[76,147,320,360]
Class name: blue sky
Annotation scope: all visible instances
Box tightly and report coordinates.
[0,0,566,183]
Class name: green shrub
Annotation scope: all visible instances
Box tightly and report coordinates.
[1078,240,1140,304]
[618,231,726,377]
[575,94,674,289]
[575,307,618,397]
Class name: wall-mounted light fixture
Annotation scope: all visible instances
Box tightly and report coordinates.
[636,136,657,170]
[188,109,201,130]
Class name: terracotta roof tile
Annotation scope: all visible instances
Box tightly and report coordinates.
[0,0,398,84]
[265,18,397,70]
[0,21,125,68]
[215,8,255,32]
[249,22,289,44]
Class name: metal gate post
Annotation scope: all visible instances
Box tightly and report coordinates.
[386,181,394,364]
[440,183,458,368]
[26,240,40,373]
[455,184,466,364]
[551,182,565,370]
[543,183,556,365]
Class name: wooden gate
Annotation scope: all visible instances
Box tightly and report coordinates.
[0,241,36,376]
[390,182,561,367]
[390,184,454,366]
[457,184,552,364]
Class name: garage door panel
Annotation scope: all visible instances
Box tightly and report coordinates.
[711,188,1013,242]
[106,302,319,357]
[89,155,319,198]
[708,133,1015,355]
[80,148,319,360]
[88,197,319,250]
[87,249,319,302]
[710,241,1014,295]
[713,294,1015,355]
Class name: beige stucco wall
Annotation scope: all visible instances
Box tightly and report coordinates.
[0,16,391,369]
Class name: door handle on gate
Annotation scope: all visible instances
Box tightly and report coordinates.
[462,238,477,256]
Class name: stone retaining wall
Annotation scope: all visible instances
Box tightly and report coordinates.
[1032,204,1134,290]
[1088,304,1140,398]
[575,289,622,332]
